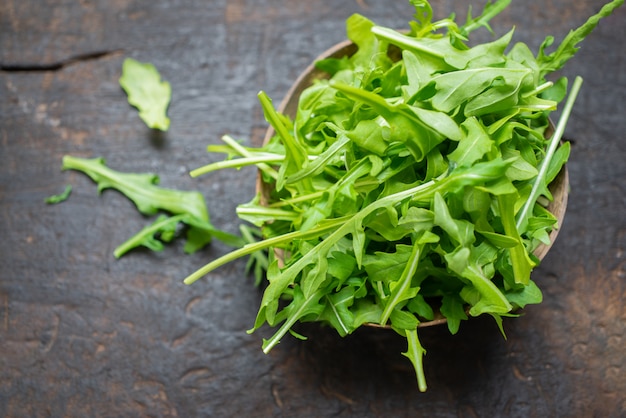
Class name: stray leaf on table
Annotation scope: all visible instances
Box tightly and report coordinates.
[119,58,171,131]
[44,184,72,204]
[61,156,242,257]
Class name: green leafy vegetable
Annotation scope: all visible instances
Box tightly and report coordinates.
[182,0,621,391]
[45,185,72,204]
[119,58,172,131]
[401,328,428,392]
[536,0,624,78]
[460,0,512,37]
[62,156,240,255]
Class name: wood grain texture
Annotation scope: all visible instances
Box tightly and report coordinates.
[1,1,624,417]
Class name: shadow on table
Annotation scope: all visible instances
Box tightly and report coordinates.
[280,314,512,402]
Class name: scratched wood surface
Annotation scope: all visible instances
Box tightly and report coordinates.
[1,1,625,417]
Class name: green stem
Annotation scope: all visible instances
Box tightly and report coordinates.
[256,178,443,313]
[516,76,582,230]
[190,155,287,177]
[404,329,428,392]
[268,191,325,208]
[220,135,279,181]
[236,206,300,222]
[522,81,554,99]
[183,218,346,285]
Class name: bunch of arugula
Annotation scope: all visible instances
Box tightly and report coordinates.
[183,0,622,391]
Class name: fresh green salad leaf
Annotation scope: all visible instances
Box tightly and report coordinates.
[114,214,181,257]
[45,184,72,204]
[119,58,172,131]
[400,328,428,392]
[459,0,512,37]
[536,0,624,78]
[63,156,206,219]
[62,156,241,255]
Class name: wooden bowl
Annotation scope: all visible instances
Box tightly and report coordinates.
[259,41,569,328]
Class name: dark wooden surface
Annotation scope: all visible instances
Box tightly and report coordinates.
[1,1,625,417]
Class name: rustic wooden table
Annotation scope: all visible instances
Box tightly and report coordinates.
[1,1,624,417]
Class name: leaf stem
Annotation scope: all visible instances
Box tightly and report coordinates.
[268,191,325,208]
[236,206,300,222]
[190,155,287,177]
[522,81,554,99]
[221,135,279,180]
[516,76,582,230]
[183,218,345,284]
[404,329,428,392]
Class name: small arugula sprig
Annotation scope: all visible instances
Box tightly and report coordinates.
[62,156,241,256]
[185,0,621,391]
[45,185,72,204]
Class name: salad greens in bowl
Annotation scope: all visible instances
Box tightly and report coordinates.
[255,35,570,330]
[184,0,622,391]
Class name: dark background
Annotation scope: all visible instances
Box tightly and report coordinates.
[1,1,624,417]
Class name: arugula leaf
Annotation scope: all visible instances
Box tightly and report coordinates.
[408,0,434,33]
[63,156,207,220]
[504,279,543,309]
[425,67,532,114]
[345,13,379,68]
[537,0,625,78]
[448,117,494,167]
[119,58,171,131]
[440,294,467,335]
[363,244,414,284]
[62,155,240,255]
[379,238,422,325]
[407,293,434,321]
[330,80,456,160]
[400,328,427,392]
[114,214,183,257]
[460,0,512,37]
[319,287,357,337]
[258,92,312,193]
[261,285,326,353]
